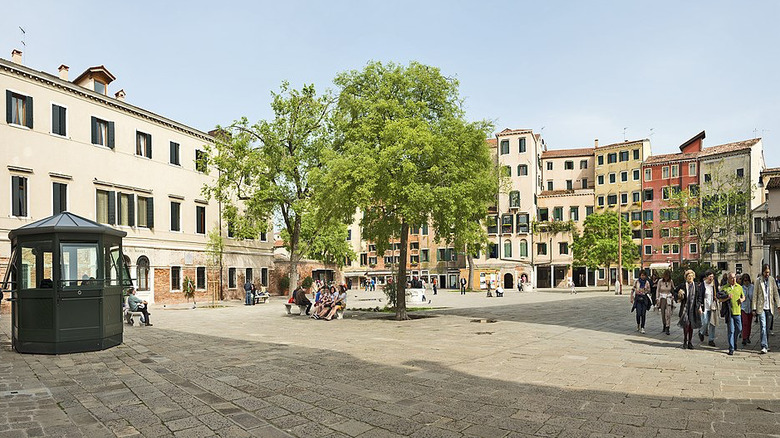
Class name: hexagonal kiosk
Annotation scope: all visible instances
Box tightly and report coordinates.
[5,212,128,354]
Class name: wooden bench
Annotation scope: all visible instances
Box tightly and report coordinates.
[284,303,308,315]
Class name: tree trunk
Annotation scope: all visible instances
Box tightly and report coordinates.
[606,263,611,292]
[396,222,410,320]
[467,253,474,291]
[288,216,301,295]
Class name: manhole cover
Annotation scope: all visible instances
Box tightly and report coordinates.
[470,319,497,323]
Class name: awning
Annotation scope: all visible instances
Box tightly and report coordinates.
[648,262,671,270]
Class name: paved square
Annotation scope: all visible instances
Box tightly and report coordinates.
[2,290,780,437]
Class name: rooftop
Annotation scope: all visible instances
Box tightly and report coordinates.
[644,151,699,164]
[766,177,780,190]
[496,128,533,137]
[541,148,594,159]
[698,138,761,158]
[594,139,647,150]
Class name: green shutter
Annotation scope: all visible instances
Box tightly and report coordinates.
[128,195,135,227]
[107,191,116,225]
[146,197,154,228]
[11,176,20,216]
[6,90,12,124]
[53,183,61,215]
[61,106,67,136]
[25,95,33,128]
[52,105,60,135]
[146,133,152,158]
[107,121,115,149]
[91,117,97,144]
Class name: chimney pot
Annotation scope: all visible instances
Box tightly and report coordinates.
[594,138,599,147]
[11,49,22,64]
[58,64,69,81]
[114,89,126,101]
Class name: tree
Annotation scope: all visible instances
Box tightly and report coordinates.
[572,212,638,291]
[205,229,224,304]
[202,82,353,292]
[325,61,498,320]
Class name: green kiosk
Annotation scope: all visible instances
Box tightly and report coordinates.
[4,212,129,354]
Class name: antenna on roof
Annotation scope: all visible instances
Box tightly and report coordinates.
[19,26,26,62]
[649,128,654,138]
[623,127,628,141]
[754,128,759,138]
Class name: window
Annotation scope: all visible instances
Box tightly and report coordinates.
[644,229,653,238]
[644,189,653,201]
[117,193,135,226]
[671,244,679,254]
[134,256,150,291]
[736,168,744,178]
[170,201,181,231]
[661,228,670,238]
[228,268,236,288]
[347,229,352,240]
[607,194,617,205]
[547,162,553,171]
[633,169,640,181]
[736,263,743,275]
[537,243,547,255]
[609,173,616,184]
[689,162,696,176]
[598,175,604,185]
[170,141,180,165]
[6,91,33,128]
[504,240,512,257]
[580,160,588,169]
[644,168,652,181]
[689,243,698,254]
[586,206,594,216]
[51,104,66,136]
[755,217,763,234]
[633,149,640,160]
[553,207,563,221]
[171,266,181,290]
[11,175,28,217]
[717,261,728,271]
[519,138,526,153]
[570,206,579,221]
[597,196,605,207]
[662,244,670,254]
[660,209,679,222]
[488,243,498,259]
[608,153,617,164]
[538,208,549,221]
[619,151,629,162]
[261,268,268,287]
[394,243,402,251]
[632,191,640,203]
[410,255,420,264]
[500,139,509,154]
[53,182,67,215]
[94,80,106,95]
[516,213,529,233]
[632,229,641,239]
[90,116,115,148]
[597,155,604,166]
[622,213,630,223]
[420,249,429,262]
[643,210,653,222]
[671,165,678,177]
[359,253,368,266]
[96,189,115,224]
[631,211,641,221]
[196,206,206,234]
[136,131,152,158]
[644,245,652,255]
[368,244,377,252]
[135,196,153,228]
[559,242,569,255]
[735,241,746,253]
[501,214,513,234]
[704,173,711,183]
[689,184,699,196]
[662,167,669,179]
[517,164,528,176]
[195,149,207,172]
[662,187,670,200]
[368,256,377,265]
[502,166,511,177]
[509,191,520,207]
[547,181,553,191]
[620,171,628,182]
[581,178,588,189]
[196,267,206,289]
[519,240,528,257]
[422,223,428,235]
[566,180,573,190]
[245,268,253,283]
[564,161,574,170]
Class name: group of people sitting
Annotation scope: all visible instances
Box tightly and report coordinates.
[291,284,347,320]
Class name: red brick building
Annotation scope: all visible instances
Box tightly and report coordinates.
[641,131,704,270]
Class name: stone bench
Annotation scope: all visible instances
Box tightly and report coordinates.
[254,293,269,304]
[284,303,308,315]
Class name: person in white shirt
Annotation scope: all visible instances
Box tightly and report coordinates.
[614,277,622,295]
[753,264,780,353]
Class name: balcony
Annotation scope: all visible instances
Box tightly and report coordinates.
[764,217,780,245]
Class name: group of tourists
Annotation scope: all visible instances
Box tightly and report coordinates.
[630,264,780,355]
[290,284,347,320]
[243,280,268,306]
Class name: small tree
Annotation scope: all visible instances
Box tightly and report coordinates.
[182,276,196,306]
[572,212,638,291]
[205,229,224,304]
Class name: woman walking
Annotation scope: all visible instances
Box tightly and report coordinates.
[698,271,721,347]
[631,270,652,334]
[656,270,675,335]
[677,269,702,349]
[740,273,754,346]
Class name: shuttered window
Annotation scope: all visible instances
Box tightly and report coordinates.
[117,193,135,226]
[196,206,206,234]
[96,189,116,224]
[51,104,66,136]
[11,176,28,217]
[136,131,152,158]
[137,196,154,228]
[6,91,33,128]
[53,182,67,215]
[170,141,180,165]
[91,116,115,148]
[170,201,181,231]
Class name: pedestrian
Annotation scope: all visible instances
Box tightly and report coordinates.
[741,273,754,346]
[721,272,745,355]
[753,264,780,354]
[676,269,702,350]
[432,278,437,295]
[244,278,253,305]
[486,280,492,297]
[568,277,576,295]
[631,270,651,334]
[517,277,523,293]
[250,283,257,305]
[650,272,659,311]
[460,277,467,295]
[698,271,721,347]
[614,277,622,295]
[656,270,675,335]
[371,278,375,292]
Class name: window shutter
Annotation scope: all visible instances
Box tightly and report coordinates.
[146,133,152,158]
[53,183,61,215]
[146,197,154,228]
[107,121,115,149]
[128,195,135,227]
[52,105,60,135]
[170,142,175,164]
[11,176,20,216]
[6,90,12,123]
[91,117,97,144]
[59,106,66,136]
[108,191,116,225]
[25,95,33,128]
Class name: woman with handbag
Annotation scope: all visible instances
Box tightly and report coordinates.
[656,270,675,335]
[631,270,652,334]
[698,271,721,347]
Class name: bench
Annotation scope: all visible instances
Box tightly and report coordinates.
[124,307,147,325]
[284,303,309,315]
[254,293,270,304]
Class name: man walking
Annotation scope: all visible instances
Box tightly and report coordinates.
[754,264,780,354]
[244,278,253,306]
[722,272,745,356]
[460,277,466,295]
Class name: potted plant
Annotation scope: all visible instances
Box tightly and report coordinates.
[644,220,653,227]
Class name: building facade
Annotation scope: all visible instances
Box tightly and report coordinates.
[0,51,273,305]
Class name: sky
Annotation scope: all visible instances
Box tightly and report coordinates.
[3,1,779,165]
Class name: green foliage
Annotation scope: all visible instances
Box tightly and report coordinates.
[383,280,398,308]
[572,212,638,271]
[205,229,224,268]
[301,276,313,289]
[182,276,195,302]
[533,220,575,235]
[668,261,720,286]
[279,276,290,292]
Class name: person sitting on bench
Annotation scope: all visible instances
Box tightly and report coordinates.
[323,285,347,321]
[127,288,153,326]
[294,286,312,315]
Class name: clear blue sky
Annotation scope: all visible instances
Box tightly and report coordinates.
[4,1,778,165]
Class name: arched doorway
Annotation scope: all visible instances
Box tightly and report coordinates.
[503,273,514,290]
[136,256,150,291]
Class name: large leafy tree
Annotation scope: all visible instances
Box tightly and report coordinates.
[324,61,497,320]
[572,212,638,291]
[203,82,352,292]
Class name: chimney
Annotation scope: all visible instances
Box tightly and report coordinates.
[11,49,22,64]
[114,89,126,102]
[58,64,69,81]
[594,138,599,147]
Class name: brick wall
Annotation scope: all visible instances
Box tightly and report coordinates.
[270,260,343,296]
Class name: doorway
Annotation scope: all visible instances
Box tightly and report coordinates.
[503,273,514,289]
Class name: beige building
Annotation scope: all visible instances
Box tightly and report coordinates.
[536,148,595,287]
[0,50,273,305]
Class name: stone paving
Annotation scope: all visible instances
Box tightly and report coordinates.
[2,289,780,437]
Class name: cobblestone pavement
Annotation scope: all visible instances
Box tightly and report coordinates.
[2,290,780,437]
